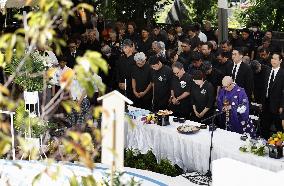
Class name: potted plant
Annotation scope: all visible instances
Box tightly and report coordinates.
[14,103,49,159]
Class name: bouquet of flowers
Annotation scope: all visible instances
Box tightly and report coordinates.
[141,114,157,124]
[267,132,284,146]
[239,136,266,156]
[267,132,284,159]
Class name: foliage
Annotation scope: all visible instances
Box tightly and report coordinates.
[14,101,51,138]
[228,7,245,29]
[97,0,171,26]
[239,0,284,31]
[5,51,48,91]
[183,0,218,25]
[124,148,183,176]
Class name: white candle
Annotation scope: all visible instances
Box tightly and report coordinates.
[124,79,127,91]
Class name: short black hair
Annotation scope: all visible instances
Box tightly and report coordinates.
[233,47,245,56]
[58,55,68,63]
[181,38,191,46]
[185,25,196,33]
[242,28,250,34]
[192,52,202,61]
[258,47,270,54]
[174,21,181,27]
[141,27,150,32]
[194,22,201,31]
[272,52,283,60]
[192,70,205,80]
[201,42,213,50]
[220,40,232,46]
[148,55,159,65]
[172,61,184,69]
[218,51,231,58]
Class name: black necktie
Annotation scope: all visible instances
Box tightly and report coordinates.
[232,64,237,81]
[267,70,274,97]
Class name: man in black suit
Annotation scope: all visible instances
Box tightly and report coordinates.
[260,53,284,139]
[226,48,254,101]
[65,39,84,68]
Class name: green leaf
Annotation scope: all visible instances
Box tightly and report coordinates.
[76,3,94,12]
[69,175,79,186]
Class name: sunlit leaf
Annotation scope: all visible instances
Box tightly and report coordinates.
[32,172,42,186]
[76,3,94,12]
[0,84,10,96]
[69,175,79,186]
[81,175,96,186]
[80,133,92,147]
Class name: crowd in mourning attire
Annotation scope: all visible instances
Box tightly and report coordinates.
[9,15,282,140]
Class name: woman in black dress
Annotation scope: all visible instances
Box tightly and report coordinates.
[131,52,153,110]
[191,70,215,125]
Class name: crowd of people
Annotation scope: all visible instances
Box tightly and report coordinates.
[1,15,284,139]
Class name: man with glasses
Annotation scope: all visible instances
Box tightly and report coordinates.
[217,76,256,136]
[170,62,193,119]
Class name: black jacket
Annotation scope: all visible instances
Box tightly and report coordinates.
[261,67,284,114]
[226,62,254,100]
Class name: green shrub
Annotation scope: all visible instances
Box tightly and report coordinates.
[124,148,183,176]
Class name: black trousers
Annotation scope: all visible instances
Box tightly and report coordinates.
[169,101,192,120]
[260,98,282,139]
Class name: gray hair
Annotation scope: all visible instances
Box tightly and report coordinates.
[101,45,112,55]
[134,52,146,62]
[152,41,165,50]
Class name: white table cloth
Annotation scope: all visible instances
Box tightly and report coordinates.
[125,115,284,173]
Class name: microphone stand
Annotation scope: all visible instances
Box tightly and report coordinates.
[184,110,225,186]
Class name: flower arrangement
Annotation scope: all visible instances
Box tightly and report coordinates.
[5,50,53,91]
[267,132,284,159]
[239,136,266,156]
[141,114,156,124]
[267,132,284,146]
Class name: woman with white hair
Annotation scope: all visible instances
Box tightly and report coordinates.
[131,52,153,110]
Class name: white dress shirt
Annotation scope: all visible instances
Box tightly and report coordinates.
[70,79,86,101]
[198,31,207,42]
[232,62,241,81]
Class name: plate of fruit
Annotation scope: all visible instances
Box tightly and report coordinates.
[177,125,200,134]
[156,110,173,116]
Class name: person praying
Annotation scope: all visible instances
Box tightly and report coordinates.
[217,76,256,137]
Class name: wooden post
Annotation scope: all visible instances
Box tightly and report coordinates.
[98,90,133,173]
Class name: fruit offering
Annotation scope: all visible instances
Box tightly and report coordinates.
[157,110,173,116]
[268,132,284,146]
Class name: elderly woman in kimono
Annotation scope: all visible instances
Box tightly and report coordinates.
[217,76,256,137]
